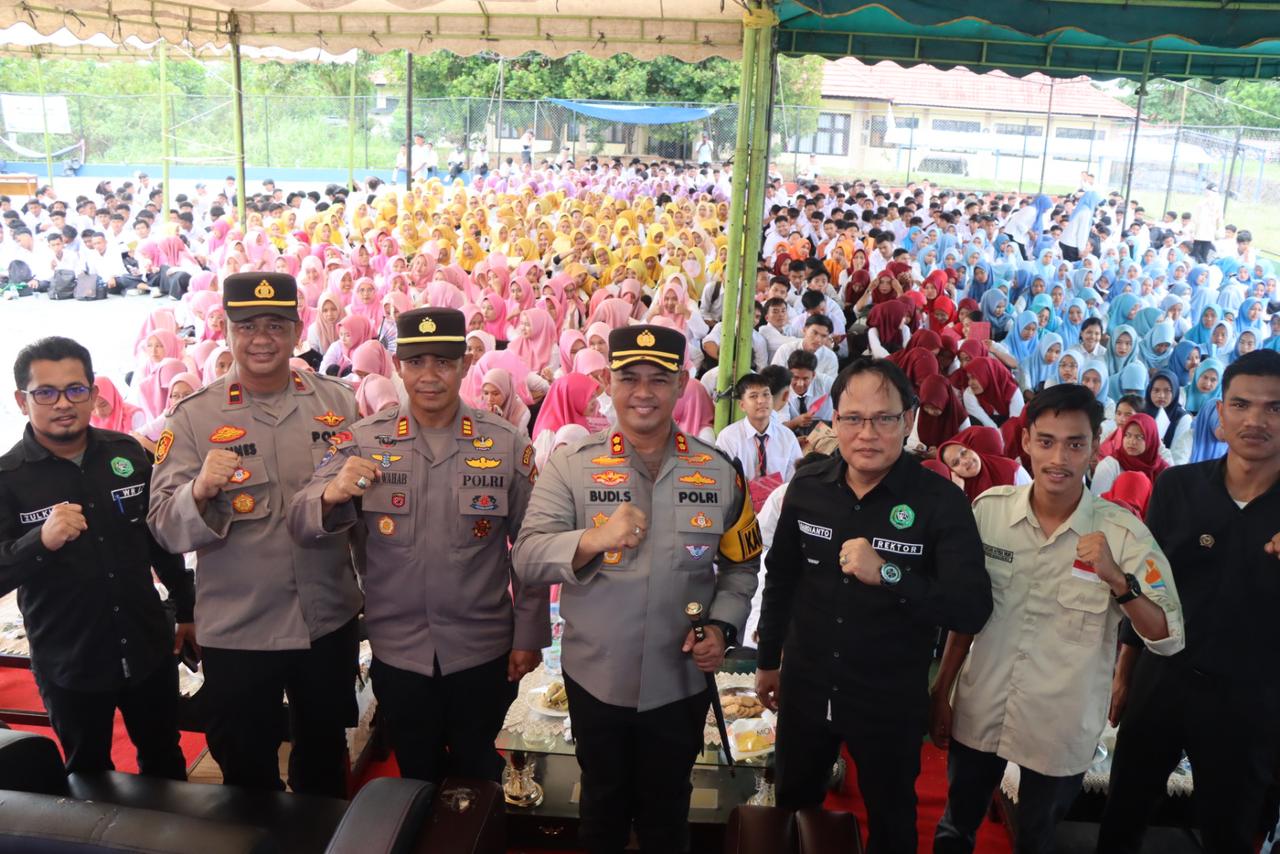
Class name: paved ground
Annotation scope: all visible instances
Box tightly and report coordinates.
[0,291,160,445]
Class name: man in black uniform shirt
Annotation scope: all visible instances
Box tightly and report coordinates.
[0,337,194,777]
[1099,349,1280,854]
[756,358,992,854]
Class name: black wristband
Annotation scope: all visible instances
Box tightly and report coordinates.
[1113,573,1142,605]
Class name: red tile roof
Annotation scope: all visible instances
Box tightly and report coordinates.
[820,57,1136,119]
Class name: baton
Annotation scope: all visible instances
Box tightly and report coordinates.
[686,601,735,775]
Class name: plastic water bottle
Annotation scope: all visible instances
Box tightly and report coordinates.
[543,600,564,675]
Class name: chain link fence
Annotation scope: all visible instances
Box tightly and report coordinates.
[5,88,1279,251]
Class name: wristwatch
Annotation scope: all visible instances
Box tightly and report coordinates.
[709,619,738,649]
[1112,572,1142,604]
[879,562,903,587]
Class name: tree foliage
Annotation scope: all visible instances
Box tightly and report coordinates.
[1118,78,1280,129]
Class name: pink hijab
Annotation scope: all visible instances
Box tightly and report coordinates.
[136,329,185,380]
[356,375,400,417]
[136,358,188,421]
[674,377,715,436]
[311,292,345,353]
[90,377,142,433]
[557,330,586,372]
[573,347,608,377]
[590,298,634,330]
[337,315,375,369]
[480,368,531,431]
[202,346,232,385]
[509,308,557,370]
[585,322,612,352]
[462,350,534,408]
[479,293,510,341]
[351,339,394,378]
[348,277,382,321]
[327,269,354,306]
[531,374,599,440]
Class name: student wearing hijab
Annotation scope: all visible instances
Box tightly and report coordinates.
[1143,370,1193,465]
[479,368,533,435]
[1137,321,1176,373]
[962,356,1025,428]
[1100,471,1154,520]
[529,373,601,467]
[90,376,145,433]
[509,308,558,378]
[909,374,970,457]
[937,425,1030,502]
[1183,358,1224,416]
[319,314,375,377]
[1187,400,1228,463]
[1024,332,1064,391]
[1183,303,1221,348]
[990,309,1039,374]
[1091,413,1168,496]
[979,289,1014,342]
[1106,324,1142,378]
[354,374,399,418]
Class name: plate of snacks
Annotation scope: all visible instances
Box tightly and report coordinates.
[719,688,766,722]
[728,713,777,759]
[527,680,570,717]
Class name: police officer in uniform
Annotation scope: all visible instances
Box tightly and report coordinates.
[288,307,547,784]
[148,272,363,797]
[512,324,761,854]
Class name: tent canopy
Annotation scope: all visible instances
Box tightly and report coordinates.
[0,1,742,62]
[547,99,719,125]
[0,23,356,62]
[775,1,1280,80]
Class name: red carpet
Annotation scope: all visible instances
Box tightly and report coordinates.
[0,666,207,774]
[355,744,1014,853]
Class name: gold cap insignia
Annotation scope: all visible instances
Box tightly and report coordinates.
[636,329,656,348]
[418,316,437,334]
[254,280,275,299]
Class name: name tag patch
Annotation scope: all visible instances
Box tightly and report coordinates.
[110,484,145,501]
[798,520,832,540]
[872,537,923,557]
[983,543,1014,563]
[19,505,57,525]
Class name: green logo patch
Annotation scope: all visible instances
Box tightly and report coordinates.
[110,456,135,478]
[889,504,915,530]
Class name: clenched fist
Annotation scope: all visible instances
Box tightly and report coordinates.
[838,537,884,586]
[1076,531,1124,590]
[322,456,380,506]
[41,503,87,552]
[192,450,243,502]
[588,502,648,556]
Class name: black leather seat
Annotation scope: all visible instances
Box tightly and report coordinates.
[723,805,864,854]
[0,728,502,854]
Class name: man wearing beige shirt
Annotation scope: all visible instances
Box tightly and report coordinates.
[929,384,1185,854]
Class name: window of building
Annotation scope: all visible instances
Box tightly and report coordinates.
[931,119,982,133]
[865,115,918,148]
[995,122,1043,137]
[787,112,852,156]
[1055,126,1106,140]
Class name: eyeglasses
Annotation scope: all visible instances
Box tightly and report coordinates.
[834,411,906,432]
[25,384,93,406]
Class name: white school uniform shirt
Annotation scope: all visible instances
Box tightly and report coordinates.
[962,386,1025,429]
[784,373,834,423]
[770,339,838,381]
[714,416,802,482]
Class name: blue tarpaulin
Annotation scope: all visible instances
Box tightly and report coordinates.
[547,99,718,125]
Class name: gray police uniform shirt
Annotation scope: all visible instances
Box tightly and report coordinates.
[148,367,363,651]
[512,427,761,712]
[288,404,549,678]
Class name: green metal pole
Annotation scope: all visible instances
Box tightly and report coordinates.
[713,8,760,434]
[230,22,248,224]
[347,55,358,191]
[34,52,55,190]
[734,17,776,388]
[159,41,170,217]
